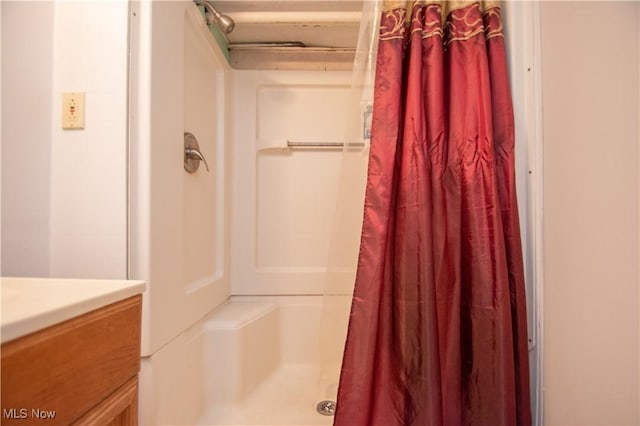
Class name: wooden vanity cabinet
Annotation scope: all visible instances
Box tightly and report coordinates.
[1,295,142,425]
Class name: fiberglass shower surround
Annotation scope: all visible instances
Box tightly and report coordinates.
[128,0,539,424]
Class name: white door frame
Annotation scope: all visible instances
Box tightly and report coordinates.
[504,2,544,424]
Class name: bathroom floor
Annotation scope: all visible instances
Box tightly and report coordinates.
[197,364,334,426]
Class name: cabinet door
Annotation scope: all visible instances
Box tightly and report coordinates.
[72,378,138,426]
[1,296,141,425]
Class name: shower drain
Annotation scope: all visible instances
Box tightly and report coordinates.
[316,400,337,416]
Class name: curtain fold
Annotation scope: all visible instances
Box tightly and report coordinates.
[334,2,531,425]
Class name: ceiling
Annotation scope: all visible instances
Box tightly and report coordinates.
[212,1,364,70]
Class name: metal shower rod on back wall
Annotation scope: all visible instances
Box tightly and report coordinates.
[286,140,365,149]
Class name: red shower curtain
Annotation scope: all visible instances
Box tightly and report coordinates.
[334,2,531,425]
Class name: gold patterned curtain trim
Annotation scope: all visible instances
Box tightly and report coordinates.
[483,8,504,39]
[380,1,504,45]
[382,0,501,20]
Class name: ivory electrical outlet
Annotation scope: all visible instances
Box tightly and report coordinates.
[62,92,85,129]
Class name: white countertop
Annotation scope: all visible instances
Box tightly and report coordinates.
[1,277,146,344]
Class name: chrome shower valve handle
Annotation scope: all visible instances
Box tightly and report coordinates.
[184,132,210,173]
[185,147,210,172]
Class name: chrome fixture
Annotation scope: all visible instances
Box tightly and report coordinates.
[194,0,235,34]
[184,132,210,173]
[287,140,365,149]
[228,42,307,49]
[316,400,337,416]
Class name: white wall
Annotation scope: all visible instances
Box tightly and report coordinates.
[48,0,129,279]
[1,1,129,279]
[541,2,640,424]
[1,2,54,277]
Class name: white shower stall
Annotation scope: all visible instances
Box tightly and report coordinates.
[128,1,541,424]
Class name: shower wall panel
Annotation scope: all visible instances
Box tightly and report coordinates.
[129,1,231,357]
[231,71,356,295]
